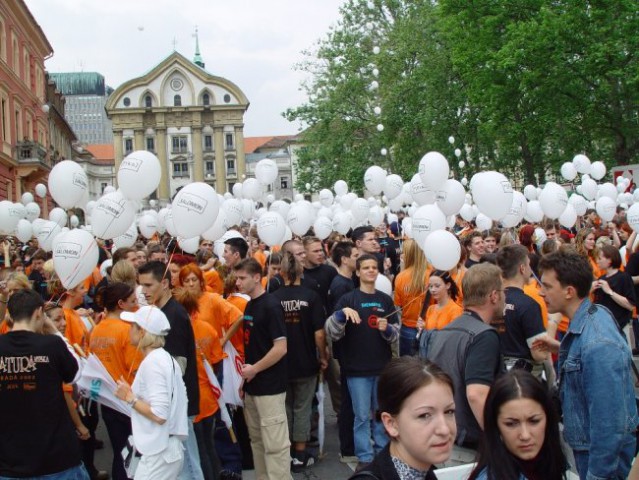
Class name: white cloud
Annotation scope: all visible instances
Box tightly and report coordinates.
[24,0,345,136]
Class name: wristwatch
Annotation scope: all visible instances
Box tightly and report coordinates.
[127,396,138,408]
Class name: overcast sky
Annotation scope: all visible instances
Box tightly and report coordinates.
[24,0,345,137]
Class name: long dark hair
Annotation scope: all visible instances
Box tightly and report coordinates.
[94,282,135,312]
[469,370,567,480]
[429,270,459,302]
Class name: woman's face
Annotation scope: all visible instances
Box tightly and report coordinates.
[584,233,596,251]
[497,397,547,461]
[182,272,202,295]
[46,308,65,334]
[383,382,456,470]
[119,292,139,313]
[168,263,181,287]
[129,323,143,346]
[267,263,281,277]
[428,276,449,302]
[597,251,611,270]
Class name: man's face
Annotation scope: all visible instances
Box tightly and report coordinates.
[125,251,138,267]
[545,228,557,240]
[32,259,44,272]
[344,247,360,271]
[356,259,379,284]
[200,240,214,252]
[357,232,380,254]
[469,237,485,258]
[484,236,497,253]
[138,273,166,305]
[135,250,147,267]
[305,241,325,267]
[150,251,167,263]
[288,243,307,263]
[235,269,260,296]
[539,269,569,315]
[520,256,532,280]
[223,245,239,268]
[168,263,181,287]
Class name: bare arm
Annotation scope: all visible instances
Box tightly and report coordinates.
[314,329,328,370]
[466,384,490,429]
[222,314,243,346]
[241,338,287,382]
[64,392,90,440]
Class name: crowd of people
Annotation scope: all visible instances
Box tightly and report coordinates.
[1,208,639,480]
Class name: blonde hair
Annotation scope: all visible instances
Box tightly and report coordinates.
[7,272,31,290]
[111,261,137,288]
[402,239,428,294]
[137,330,166,350]
[462,263,502,307]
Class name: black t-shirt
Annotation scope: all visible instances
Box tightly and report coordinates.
[496,287,546,360]
[243,292,288,395]
[272,285,325,379]
[303,263,338,311]
[161,297,200,417]
[378,236,400,275]
[267,273,317,295]
[0,331,81,477]
[463,313,503,386]
[465,258,479,269]
[334,289,399,377]
[624,253,639,306]
[594,270,636,329]
[328,274,355,313]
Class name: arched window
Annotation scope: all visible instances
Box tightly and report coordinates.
[202,93,210,106]
[174,94,182,107]
[145,95,152,108]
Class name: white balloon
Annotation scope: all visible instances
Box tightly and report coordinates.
[539,182,568,219]
[332,212,351,235]
[627,203,639,232]
[410,174,436,206]
[223,198,243,226]
[351,198,370,222]
[364,166,387,195]
[383,174,403,200]
[117,150,162,200]
[375,275,392,296]
[418,151,449,191]
[269,200,291,220]
[242,178,262,200]
[15,219,33,243]
[560,162,578,181]
[12,203,26,220]
[49,207,68,227]
[103,185,116,195]
[257,212,286,246]
[558,204,577,228]
[232,183,243,198]
[319,189,334,207]
[48,160,88,209]
[423,230,461,271]
[175,236,198,254]
[32,218,46,236]
[598,182,617,201]
[91,191,136,239]
[596,196,616,222]
[70,215,79,228]
[368,206,384,227]
[138,214,158,239]
[436,179,466,216]
[255,159,279,185]
[523,184,538,201]
[201,209,228,241]
[590,161,606,181]
[0,201,22,234]
[581,178,598,200]
[172,183,220,238]
[448,136,455,144]
[340,192,357,210]
[573,154,591,174]
[36,220,62,252]
[21,192,34,206]
[334,180,348,196]
[241,199,255,221]
[53,229,99,289]
[525,200,544,223]
[411,204,446,246]
[500,191,527,228]
[475,213,492,231]
[314,216,333,240]
[401,218,413,238]
[287,204,313,236]
[455,149,462,158]
[35,183,47,198]
[459,204,475,222]
[25,202,40,222]
[113,222,138,249]
[568,194,588,216]
[471,171,513,221]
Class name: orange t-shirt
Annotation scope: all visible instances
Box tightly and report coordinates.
[203,270,224,295]
[63,308,90,355]
[253,250,267,269]
[425,300,463,330]
[83,267,103,293]
[394,268,428,329]
[89,317,143,384]
[523,281,549,328]
[195,292,243,358]
[193,319,223,422]
[0,320,10,334]
[451,268,466,307]
[226,293,249,358]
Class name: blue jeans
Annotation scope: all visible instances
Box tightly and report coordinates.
[573,441,635,480]
[0,464,90,480]
[346,376,388,463]
[399,325,418,356]
[179,416,204,480]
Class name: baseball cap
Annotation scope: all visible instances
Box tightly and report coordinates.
[121,305,171,336]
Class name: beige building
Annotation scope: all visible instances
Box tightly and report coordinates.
[105,49,249,203]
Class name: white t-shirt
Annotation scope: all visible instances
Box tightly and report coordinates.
[131,348,188,456]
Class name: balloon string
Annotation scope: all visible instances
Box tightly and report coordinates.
[381,288,426,320]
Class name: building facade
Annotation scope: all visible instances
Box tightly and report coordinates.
[81,144,115,201]
[48,72,113,144]
[245,135,300,201]
[105,51,249,204]
[0,0,53,204]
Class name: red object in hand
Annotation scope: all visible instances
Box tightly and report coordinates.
[368,315,378,328]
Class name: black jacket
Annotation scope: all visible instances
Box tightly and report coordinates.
[349,444,438,480]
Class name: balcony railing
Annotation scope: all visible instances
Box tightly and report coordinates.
[15,141,51,168]
[172,171,190,178]
[226,168,236,178]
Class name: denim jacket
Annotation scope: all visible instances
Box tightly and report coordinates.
[558,299,638,479]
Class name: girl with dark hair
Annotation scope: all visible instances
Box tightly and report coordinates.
[469,370,567,480]
[424,270,462,331]
[89,282,142,480]
[351,357,455,480]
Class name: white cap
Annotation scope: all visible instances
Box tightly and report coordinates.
[121,305,171,336]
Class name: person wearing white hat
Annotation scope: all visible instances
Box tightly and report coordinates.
[116,305,189,480]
